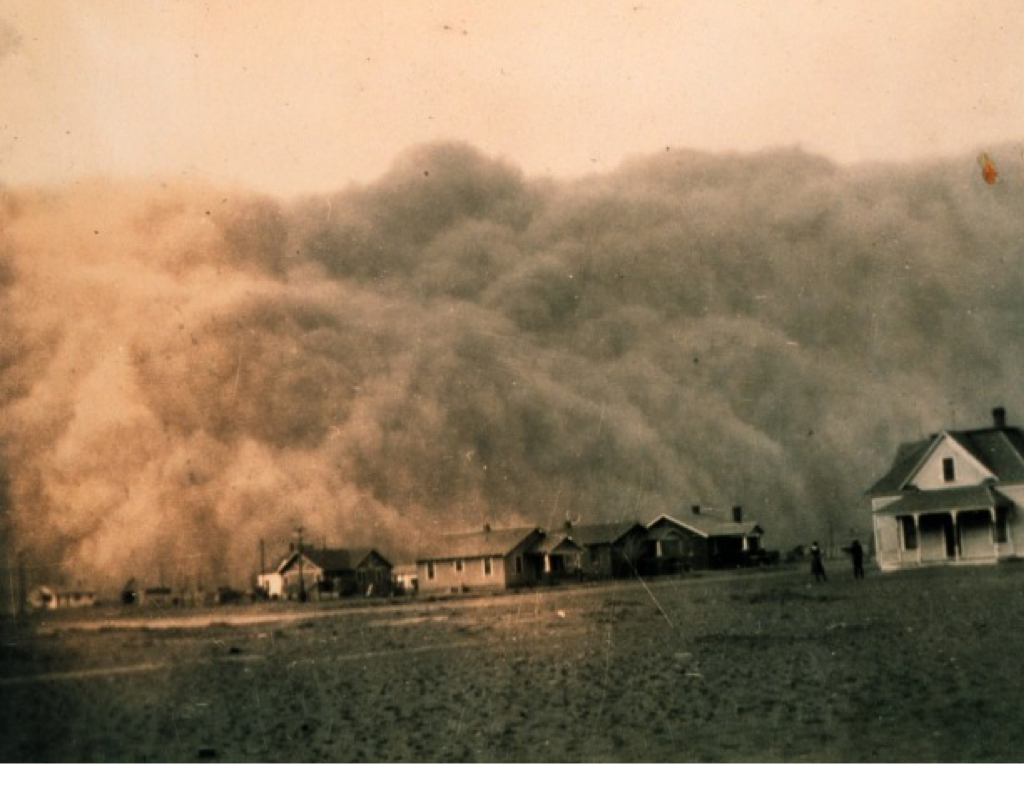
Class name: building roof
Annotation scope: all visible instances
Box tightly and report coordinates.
[278,547,390,574]
[874,484,1013,516]
[543,521,646,548]
[419,527,545,562]
[953,429,1024,480]
[866,439,934,496]
[868,424,1024,495]
[647,513,762,538]
[533,534,584,555]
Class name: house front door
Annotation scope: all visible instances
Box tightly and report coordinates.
[944,519,958,559]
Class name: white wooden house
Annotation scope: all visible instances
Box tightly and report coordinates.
[868,407,1024,570]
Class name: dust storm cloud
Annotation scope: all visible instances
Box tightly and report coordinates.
[2,142,1023,591]
[0,19,20,64]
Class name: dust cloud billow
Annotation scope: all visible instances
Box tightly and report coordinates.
[3,142,1024,592]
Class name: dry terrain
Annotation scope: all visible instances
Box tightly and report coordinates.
[3,563,1024,763]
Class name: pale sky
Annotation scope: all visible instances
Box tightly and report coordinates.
[2,0,1024,196]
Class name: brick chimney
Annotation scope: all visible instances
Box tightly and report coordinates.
[994,407,1007,429]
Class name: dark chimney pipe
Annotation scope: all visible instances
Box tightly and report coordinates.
[994,407,1007,429]
[732,506,743,523]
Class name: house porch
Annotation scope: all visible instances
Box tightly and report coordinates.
[884,503,1012,566]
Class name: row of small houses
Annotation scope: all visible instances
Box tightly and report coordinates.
[21,405,1024,613]
[257,507,767,599]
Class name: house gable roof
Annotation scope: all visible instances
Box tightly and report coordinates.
[544,521,646,548]
[278,547,391,575]
[418,527,545,562]
[868,424,1024,495]
[647,513,763,538]
[953,428,1024,480]
[866,438,934,496]
[905,433,995,489]
[533,535,585,555]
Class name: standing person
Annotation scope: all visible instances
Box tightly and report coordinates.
[850,538,865,580]
[810,541,827,582]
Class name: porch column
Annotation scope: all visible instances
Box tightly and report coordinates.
[544,554,551,573]
[951,510,961,560]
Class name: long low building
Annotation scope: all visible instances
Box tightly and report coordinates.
[417,525,547,594]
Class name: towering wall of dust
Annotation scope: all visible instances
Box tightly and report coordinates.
[3,142,1024,591]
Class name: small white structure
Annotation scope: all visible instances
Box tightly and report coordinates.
[392,564,419,595]
[256,571,284,599]
[26,586,97,611]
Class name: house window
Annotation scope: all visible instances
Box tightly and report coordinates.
[455,559,464,572]
[514,555,523,574]
[942,457,955,482]
[427,561,435,580]
[589,547,600,565]
[483,557,493,576]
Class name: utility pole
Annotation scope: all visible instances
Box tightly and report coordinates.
[7,546,16,618]
[257,536,267,598]
[17,550,26,618]
[295,526,306,602]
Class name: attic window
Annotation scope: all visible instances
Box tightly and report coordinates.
[454,559,464,573]
[483,557,493,576]
[427,562,435,580]
[942,457,956,482]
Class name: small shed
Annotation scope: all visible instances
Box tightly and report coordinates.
[255,571,284,599]
[392,564,419,595]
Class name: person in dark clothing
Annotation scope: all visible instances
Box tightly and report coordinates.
[810,541,827,582]
[850,539,865,580]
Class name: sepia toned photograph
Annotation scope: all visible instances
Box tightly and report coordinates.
[3,1,1024,772]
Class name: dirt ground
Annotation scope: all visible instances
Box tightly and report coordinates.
[4,562,1024,763]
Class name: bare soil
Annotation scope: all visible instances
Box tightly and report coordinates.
[3,563,1024,763]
